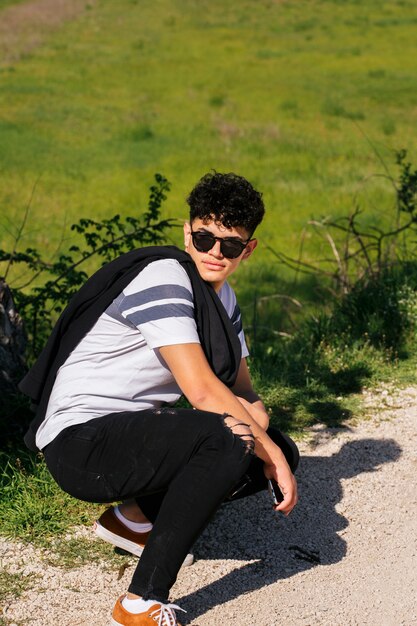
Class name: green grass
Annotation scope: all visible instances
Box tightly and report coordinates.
[0,450,101,545]
[1,0,417,275]
[0,0,26,7]
[254,341,413,436]
[247,263,417,435]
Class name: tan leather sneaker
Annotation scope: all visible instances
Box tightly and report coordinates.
[94,506,194,566]
[94,507,151,557]
[110,595,185,626]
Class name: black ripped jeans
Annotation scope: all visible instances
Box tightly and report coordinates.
[43,408,299,602]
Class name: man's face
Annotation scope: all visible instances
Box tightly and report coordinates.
[184,217,257,291]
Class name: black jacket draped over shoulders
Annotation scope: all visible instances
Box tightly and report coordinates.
[20,246,242,452]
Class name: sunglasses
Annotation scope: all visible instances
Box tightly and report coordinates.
[191,230,250,259]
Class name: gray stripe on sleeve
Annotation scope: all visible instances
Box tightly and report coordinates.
[231,303,241,324]
[231,303,243,334]
[234,317,243,334]
[120,284,193,313]
[126,302,195,327]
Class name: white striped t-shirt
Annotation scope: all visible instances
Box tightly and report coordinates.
[36,258,248,449]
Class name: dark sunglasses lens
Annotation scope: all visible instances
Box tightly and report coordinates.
[192,233,215,252]
[221,240,245,258]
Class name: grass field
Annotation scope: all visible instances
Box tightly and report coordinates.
[1,0,417,294]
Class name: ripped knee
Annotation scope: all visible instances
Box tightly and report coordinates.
[222,413,255,455]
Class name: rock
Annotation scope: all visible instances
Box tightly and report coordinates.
[0,279,27,410]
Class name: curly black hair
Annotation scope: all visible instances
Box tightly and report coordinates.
[187,172,265,235]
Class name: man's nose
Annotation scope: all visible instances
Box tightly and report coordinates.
[209,239,223,258]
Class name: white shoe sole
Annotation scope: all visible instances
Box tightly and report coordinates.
[94,521,194,567]
[94,520,145,557]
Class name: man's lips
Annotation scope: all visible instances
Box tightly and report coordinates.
[202,259,225,270]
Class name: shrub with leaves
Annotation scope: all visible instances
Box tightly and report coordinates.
[0,174,175,360]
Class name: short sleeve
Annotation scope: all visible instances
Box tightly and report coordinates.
[115,259,200,349]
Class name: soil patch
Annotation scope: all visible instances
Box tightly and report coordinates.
[0,0,95,65]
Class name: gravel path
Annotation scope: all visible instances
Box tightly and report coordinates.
[2,386,417,626]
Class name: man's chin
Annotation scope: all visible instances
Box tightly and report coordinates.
[199,269,226,287]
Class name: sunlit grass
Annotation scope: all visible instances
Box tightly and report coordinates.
[1,0,417,271]
[0,449,101,543]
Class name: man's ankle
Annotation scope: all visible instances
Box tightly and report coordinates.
[122,595,156,614]
[119,499,150,524]
[114,506,153,533]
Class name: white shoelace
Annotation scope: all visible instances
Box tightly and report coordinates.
[149,603,186,626]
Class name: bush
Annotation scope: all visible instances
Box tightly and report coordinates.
[0,174,174,361]
[248,263,417,433]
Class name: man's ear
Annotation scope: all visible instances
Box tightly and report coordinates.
[183,222,191,250]
[242,238,257,260]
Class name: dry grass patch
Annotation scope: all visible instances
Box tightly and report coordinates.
[0,0,96,65]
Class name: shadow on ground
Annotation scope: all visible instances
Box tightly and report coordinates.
[177,436,401,623]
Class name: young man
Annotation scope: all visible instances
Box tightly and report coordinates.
[21,172,298,626]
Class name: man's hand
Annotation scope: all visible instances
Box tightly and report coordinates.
[263,457,298,516]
